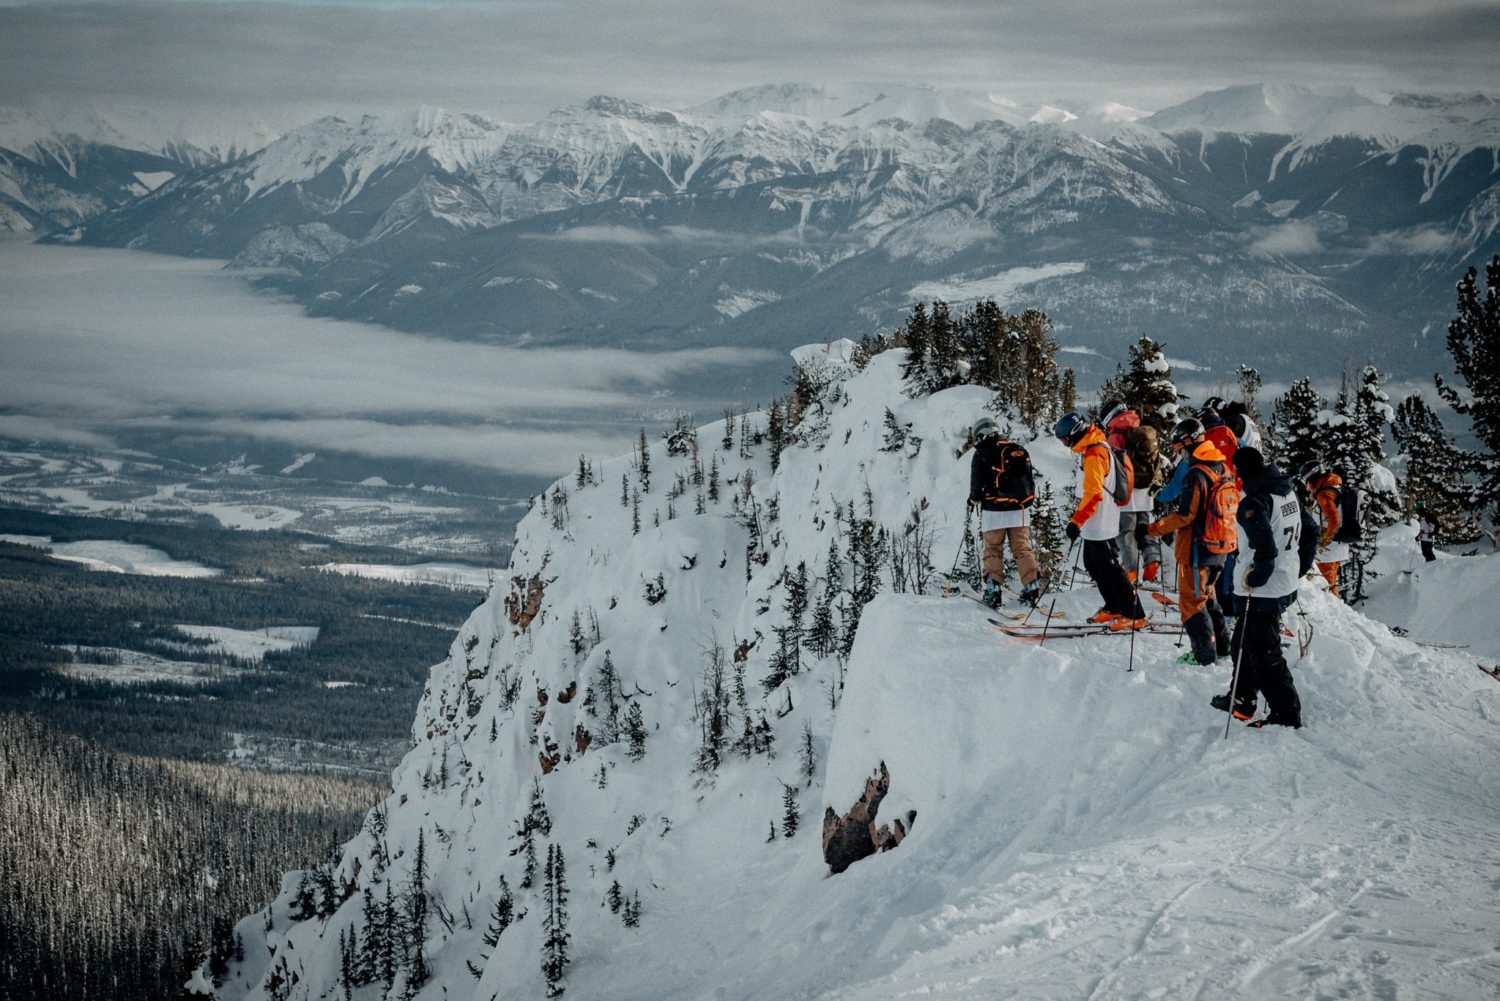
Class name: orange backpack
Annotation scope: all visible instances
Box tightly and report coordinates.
[1198,466,1241,554]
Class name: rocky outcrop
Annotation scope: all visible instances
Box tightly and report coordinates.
[821,761,916,874]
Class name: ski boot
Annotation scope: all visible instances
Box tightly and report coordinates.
[982,577,1003,610]
[1210,692,1256,721]
[1018,581,1040,608]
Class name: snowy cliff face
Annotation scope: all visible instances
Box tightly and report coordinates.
[208,347,1500,1001]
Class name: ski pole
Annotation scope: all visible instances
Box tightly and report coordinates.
[946,505,972,592]
[1039,540,1082,644]
[1023,536,1075,627]
[1223,615,1248,740]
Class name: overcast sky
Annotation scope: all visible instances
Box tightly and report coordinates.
[2,0,1497,132]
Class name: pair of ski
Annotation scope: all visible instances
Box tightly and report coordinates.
[990,617,1183,642]
[948,587,1065,622]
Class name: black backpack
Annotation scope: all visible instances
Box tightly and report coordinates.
[1334,484,1364,543]
[981,441,1036,510]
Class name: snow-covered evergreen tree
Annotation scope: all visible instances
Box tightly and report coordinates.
[541,844,570,997]
[1435,255,1500,532]
[1393,393,1480,542]
[1268,377,1323,475]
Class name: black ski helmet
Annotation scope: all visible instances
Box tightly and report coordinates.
[1169,417,1205,449]
[1200,396,1226,416]
[1053,411,1092,448]
[1100,399,1128,428]
[1298,460,1326,484]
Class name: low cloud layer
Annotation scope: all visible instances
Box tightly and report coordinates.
[2,1,1496,132]
[0,244,775,477]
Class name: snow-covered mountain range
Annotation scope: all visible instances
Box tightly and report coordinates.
[11,82,1500,378]
[197,342,1500,1000]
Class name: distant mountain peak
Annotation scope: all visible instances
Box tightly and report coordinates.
[580,95,684,125]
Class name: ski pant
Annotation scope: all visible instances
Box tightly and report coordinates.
[1317,561,1341,597]
[1116,511,1160,579]
[982,527,1038,588]
[1228,608,1301,724]
[1083,538,1143,618]
[1179,561,1229,666]
[1421,541,1436,563]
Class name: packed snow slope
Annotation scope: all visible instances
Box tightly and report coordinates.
[208,344,1500,1000]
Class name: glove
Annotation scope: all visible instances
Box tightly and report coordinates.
[1142,561,1160,583]
[1065,522,1081,542]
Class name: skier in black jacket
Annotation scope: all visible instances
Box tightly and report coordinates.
[967,417,1040,608]
[1214,446,1317,728]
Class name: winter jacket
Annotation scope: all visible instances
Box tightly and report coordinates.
[1232,463,1318,614]
[1156,454,1190,506]
[1308,472,1343,547]
[1069,426,1121,540]
[969,437,1035,512]
[1416,514,1437,543]
[1201,412,1239,480]
[1105,408,1139,450]
[1147,439,1231,566]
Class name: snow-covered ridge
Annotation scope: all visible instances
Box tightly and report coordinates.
[208,345,1500,1000]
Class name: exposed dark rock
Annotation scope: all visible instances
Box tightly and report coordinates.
[822,761,916,874]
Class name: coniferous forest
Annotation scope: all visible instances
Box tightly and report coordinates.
[0,713,379,1001]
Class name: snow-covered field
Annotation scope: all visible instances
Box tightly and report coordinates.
[317,561,495,591]
[3,534,221,577]
[64,646,239,685]
[209,343,1500,1001]
[172,624,319,660]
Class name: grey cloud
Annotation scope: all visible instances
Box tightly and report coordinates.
[2,2,1495,132]
[0,243,774,474]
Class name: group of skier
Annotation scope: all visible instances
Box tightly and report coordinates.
[963,394,1372,730]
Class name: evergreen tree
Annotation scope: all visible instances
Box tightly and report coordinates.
[1030,483,1067,586]
[569,611,586,656]
[404,828,429,988]
[527,777,553,837]
[1351,365,1400,527]
[1117,335,1182,430]
[926,300,964,391]
[607,879,624,914]
[1268,377,1324,475]
[899,302,932,393]
[595,652,623,744]
[781,784,800,838]
[381,882,399,989]
[1435,255,1500,528]
[481,876,515,948]
[1060,367,1077,414]
[767,398,787,472]
[625,701,647,761]
[722,408,736,451]
[637,428,652,494]
[708,454,721,504]
[358,886,381,985]
[1393,394,1479,541]
[541,844,571,997]
[798,720,817,786]
[623,891,642,929]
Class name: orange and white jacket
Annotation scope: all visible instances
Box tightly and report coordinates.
[1069,426,1121,541]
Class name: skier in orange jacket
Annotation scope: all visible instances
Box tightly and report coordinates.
[1053,412,1144,630]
